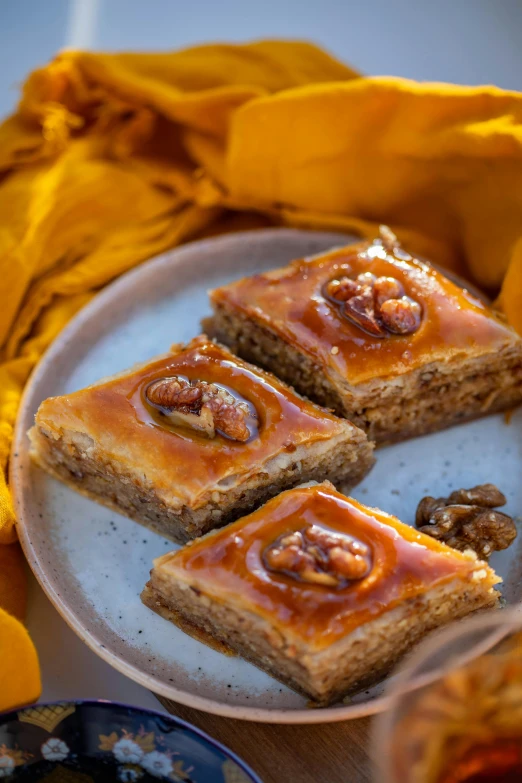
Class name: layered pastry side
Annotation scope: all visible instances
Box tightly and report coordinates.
[141,482,501,705]
[28,336,374,543]
[207,227,522,443]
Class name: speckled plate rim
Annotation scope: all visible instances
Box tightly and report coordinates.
[12,228,411,724]
[0,698,263,782]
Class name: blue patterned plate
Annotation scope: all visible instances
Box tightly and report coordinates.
[0,700,262,782]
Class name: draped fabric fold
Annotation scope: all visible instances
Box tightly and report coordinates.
[1,39,521,711]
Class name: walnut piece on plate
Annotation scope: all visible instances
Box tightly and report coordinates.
[415,483,517,560]
[263,524,372,588]
[146,376,254,442]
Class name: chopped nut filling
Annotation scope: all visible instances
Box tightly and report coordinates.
[146,376,256,441]
[415,483,517,559]
[324,269,422,337]
[263,524,372,587]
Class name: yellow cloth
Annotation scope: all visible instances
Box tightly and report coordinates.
[1,40,522,711]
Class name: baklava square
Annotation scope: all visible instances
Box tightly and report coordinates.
[142,481,500,705]
[29,336,374,543]
[208,229,522,443]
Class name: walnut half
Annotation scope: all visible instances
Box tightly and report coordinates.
[324,268,422,338]
[415,483,517,559]
[146,376,256,442]
[263,524,372,588]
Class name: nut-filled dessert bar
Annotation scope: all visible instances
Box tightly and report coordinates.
[208,228,522,443]
[142,482,500,704]
[28,337,374,543]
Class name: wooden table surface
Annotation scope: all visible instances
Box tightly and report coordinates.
[159,697,374,783]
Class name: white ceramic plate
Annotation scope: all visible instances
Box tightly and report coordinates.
[11,229,522,724]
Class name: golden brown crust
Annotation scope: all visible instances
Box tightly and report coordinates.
[29,337,374,540]
[210,235,520,387]
[207,301,522,442]
[151,483,500,650]
[31,336,370,510]
[142,577,500,705]
[144,482,501,704]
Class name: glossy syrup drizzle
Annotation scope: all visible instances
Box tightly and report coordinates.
[211,235,514,385]
[168,484,481,647]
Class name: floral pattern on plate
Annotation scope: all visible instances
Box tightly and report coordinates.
[0,701,260,782]
[100,726,193,780]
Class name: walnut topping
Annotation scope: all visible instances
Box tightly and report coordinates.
[325,277,360,302]
[324,270,422,338]
[379,296,422,335]
[373,276,404,307]
[343,285,384,337]
[146,376,256,442]
[415,484,517,559]
[263,524,372,588]
[146,377,201,409]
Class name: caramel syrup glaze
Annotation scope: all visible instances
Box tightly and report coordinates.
[159,484,487,650]
[44,338,347,506]
[210,237,516,385]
